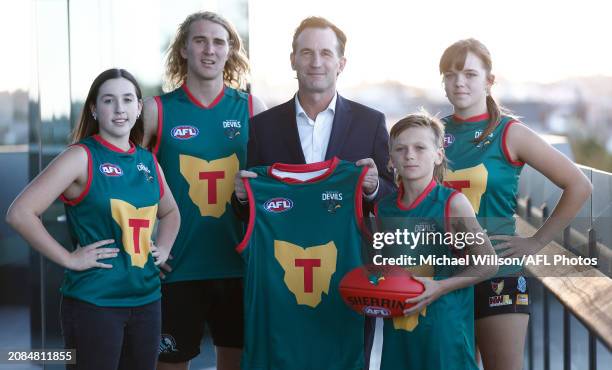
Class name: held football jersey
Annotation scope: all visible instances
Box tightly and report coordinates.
[237,158,367,370]
[60,135,163,307]
[154,84,252,281]
[376,180,478,370]
[443,114,524,276]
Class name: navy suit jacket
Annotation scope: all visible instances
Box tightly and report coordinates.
[235,94,395,216]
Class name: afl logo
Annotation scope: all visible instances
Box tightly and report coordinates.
[264,198,293,213]
[171,125,199,140]
[363,306,391,317]
[99,163,123,177]
[444,133,455,148]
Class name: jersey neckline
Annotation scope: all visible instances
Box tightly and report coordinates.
[93,134,136,154]
[396,178,437,210]
[451,112,490,123]
[268,157,340,184]
[182,83,225,109]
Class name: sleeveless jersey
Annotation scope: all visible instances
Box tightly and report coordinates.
[376,180,478,370]
[60,135,163,307]
[154,85,252,282]
[443,114,524,276]
[237,158,367,370]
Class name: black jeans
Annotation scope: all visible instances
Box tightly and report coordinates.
[61,296,161,370]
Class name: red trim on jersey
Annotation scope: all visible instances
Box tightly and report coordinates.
[452,113,490,123]
[60,144,92,206]
[248,94,254,118]
[444,190,460,233]
[268,157,340,183]
[153,96,163,155]
[182,84,225,109]
[396,178,436,211]
[355,166,369,237]
[236,177,256,253]
[93,134,136,154]
[373,202,379,217]
[501,120,525,167]
[152,154,164,199]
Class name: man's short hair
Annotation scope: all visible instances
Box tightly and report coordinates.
[291,16,347,57]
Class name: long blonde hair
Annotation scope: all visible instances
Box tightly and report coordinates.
[390,111,448,183]
[165,11,250,91]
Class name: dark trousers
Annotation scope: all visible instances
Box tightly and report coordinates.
[61,296,161,370]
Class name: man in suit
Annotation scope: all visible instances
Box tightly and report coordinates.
[235,15,394,207]
[233,16,395,369]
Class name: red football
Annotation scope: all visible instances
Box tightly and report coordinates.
[339,265,424,317]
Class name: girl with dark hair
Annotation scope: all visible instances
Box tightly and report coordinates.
[439,39,592,370]
[6,68,180,370]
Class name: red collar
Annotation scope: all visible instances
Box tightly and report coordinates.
[93,134,135,154]
[397,178,437,210]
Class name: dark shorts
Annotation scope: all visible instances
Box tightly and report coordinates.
[158,278,244,363]
[475,276,531,320]
[61,296,161,370]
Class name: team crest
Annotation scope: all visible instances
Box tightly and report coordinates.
[171,125,199,140]
[321,191,343,213]
[474,130,495,140]
[476,140,492,148]
[264,198,293,213]
[474,130,495,148]
[222,120,242,140]
[491,279,505,295]
[99,163,123,177]
[224,127,240,139]
[137,162,153,182]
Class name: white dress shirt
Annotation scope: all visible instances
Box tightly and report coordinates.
[294,93,378,199]
[295,94,336,164]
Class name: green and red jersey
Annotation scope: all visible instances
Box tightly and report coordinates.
[238,158,367,370]
[153,84,252,282]
[60,135,163,307]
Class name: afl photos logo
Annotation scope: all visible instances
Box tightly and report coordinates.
[171,125,199,140]
[264,198,293,213]
[99,163,123,177]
